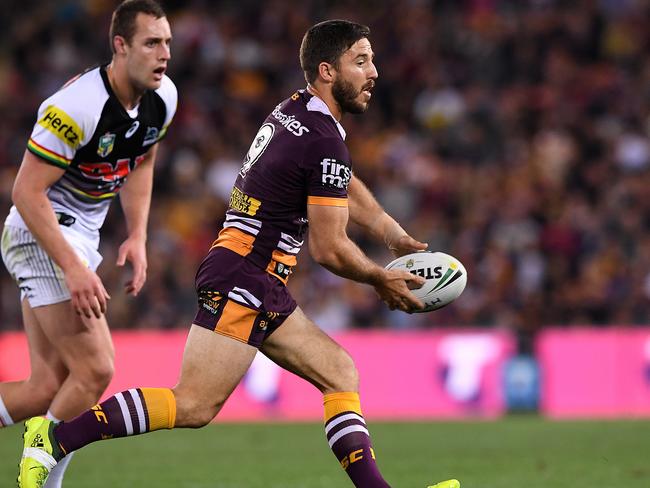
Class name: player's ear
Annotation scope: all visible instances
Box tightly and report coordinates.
[112,35,128,55]
[318,62,335,83]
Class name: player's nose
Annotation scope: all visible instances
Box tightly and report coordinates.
[160,43,171,61]
[368,61,378,80]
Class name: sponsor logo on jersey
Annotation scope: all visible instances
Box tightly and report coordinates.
[198,289,223,315]
[125,120,140,138]
[143,126,159,146]
[320,158,352,189]
[271,105,310,137]
[38,105,83,148]
[97,132,115,157]
[229,187,261,216]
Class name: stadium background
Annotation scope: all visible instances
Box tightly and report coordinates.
[0,1,649,486]
[0,0,647,337]
[0,0,649,402]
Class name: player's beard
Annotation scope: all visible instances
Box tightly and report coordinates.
[332,78,371,114]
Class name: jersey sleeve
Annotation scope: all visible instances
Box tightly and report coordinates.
[303,136,352,207]
[155,75,178,141]
[26,89,95,169]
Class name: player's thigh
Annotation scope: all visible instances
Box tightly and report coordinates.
[174,324,257,411]
[30,301,114,376]
[260,307,358,394]
[21,298,68,389]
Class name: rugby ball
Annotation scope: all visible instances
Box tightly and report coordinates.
[385,251,467,312]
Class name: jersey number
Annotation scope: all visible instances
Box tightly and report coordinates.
[239,123,274,178]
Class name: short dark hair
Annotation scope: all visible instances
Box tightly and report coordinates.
[109,0,166,53]
[300,20,371,84]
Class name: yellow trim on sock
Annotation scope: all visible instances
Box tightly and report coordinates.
[323,392,362,422]
[141,388,176,430]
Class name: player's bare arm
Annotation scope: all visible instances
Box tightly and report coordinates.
[12,150,110,318]
[116,143,158,296]
[347,175,427,256]
[307,202,425,311]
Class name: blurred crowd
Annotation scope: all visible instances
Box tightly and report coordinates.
[0,0,649,342]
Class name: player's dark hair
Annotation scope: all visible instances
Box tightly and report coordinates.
[300,20,370,84]
[109,0,166,53]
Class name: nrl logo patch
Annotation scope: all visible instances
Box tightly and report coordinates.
[406,259,415,269]
[97,132,115,157]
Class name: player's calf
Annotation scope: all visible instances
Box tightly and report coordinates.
[171,386,228,428]
[0,378,61,427]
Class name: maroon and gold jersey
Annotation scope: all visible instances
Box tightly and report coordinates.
[213,90,352,283]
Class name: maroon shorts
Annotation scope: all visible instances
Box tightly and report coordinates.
[193,247,297,348]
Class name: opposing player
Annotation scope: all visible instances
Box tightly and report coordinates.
[17,20,458,488]
[2,1,176,486]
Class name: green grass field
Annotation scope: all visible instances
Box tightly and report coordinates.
[1,417,648,487]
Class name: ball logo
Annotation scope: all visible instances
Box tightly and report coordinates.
[410,266,443,280]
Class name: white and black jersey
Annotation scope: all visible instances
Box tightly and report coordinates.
[5,64,177,241]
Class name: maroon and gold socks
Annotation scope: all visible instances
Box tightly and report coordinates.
[324,392,391,488]
[54,388,176,455]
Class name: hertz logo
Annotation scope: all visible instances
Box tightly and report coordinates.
[38,105,83,148]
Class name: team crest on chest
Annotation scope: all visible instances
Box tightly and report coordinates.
[97,132,116,157]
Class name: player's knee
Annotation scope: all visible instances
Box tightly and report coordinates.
[323,350,359,394]
[90,359,114,392]
[72,357,114,397]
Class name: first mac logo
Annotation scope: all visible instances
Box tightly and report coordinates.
[38,105,83,148]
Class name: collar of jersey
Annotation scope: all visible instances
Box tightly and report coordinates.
[305,92,346,141]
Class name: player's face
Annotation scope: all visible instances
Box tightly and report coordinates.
[125,13,172,90]
[332,38,378,114]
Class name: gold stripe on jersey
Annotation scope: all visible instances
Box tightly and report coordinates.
[37,105,83,148]
[27,139,72,168]
[211,227,255,256]
[229,187,261,216]
[62,184,117,200]
[307,196,349,207]
[159,120,172,140]
[215,299,257,343]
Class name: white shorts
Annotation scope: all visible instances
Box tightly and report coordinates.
[1,225,103,308]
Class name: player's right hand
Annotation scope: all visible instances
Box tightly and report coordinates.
[64,264,111,319]
[373,269,426,313]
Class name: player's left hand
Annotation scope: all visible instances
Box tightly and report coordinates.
[116,236,147,296]
[389,234,428,257]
